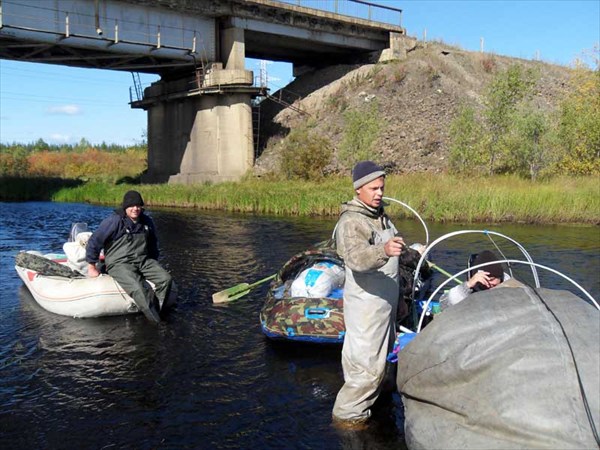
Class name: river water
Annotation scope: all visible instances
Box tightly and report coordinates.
[1,202,598,449]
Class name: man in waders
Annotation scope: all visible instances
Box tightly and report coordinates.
[86,190,172,323]
[332,161,405,429]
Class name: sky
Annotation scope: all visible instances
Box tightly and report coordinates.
[0,0,598,146]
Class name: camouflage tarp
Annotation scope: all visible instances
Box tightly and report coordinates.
[15,251,83,278]
[260,240,346,344]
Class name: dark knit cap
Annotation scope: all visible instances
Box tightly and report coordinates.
[122,190,144,209]
[352,160,386,189]
[472,250,504,280]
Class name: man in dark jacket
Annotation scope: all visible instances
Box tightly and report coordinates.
[86,190,172,323]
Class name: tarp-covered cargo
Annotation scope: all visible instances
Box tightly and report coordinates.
[397,283,600,449]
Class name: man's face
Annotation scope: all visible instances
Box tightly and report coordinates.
[125,205,143,221]
[356,176,385,208]
[488,276,502,288]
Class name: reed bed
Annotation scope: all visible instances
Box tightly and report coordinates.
[40,174,600,225]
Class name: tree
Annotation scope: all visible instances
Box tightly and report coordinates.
[448,105,486,173]
[505,105,554,180]
[556,63,600,175]
[483,64,537,174]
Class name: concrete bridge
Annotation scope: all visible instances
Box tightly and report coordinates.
[0,0,408,183]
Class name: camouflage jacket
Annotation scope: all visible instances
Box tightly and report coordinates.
[334,197,398,273]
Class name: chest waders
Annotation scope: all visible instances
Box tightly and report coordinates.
[106,229,172,323]
[333,226,400,422]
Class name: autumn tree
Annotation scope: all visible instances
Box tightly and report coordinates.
[556,60,600,175]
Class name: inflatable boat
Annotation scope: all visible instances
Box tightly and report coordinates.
[15,251,173,319]
[260,197,432,344]
[394,230,600,448]
[260,240,346,344]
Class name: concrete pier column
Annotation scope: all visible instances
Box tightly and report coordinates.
[168,94,254,184]
[138,24,259,185]
[221,26,246,70]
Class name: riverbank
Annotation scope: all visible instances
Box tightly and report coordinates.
[4,174,595,225]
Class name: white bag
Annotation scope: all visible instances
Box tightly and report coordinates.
[291,261,344,298]
[63,231,92,275]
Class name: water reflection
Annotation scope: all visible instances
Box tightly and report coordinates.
[0,201,598,449]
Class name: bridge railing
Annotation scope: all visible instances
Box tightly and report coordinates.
[272,0,403,27]
[0,0,214,60]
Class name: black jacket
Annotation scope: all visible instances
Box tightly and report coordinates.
[86,209,160,264]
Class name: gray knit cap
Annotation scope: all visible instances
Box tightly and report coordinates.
[352,160,386,189]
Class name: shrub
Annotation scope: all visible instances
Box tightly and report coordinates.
[449,105,487,173]
[339,101,382,166]
[279,127,333,181]
[481,54,497,73]
[556,65,600,175]
[0,147,30,176]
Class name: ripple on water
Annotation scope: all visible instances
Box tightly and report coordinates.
[1,202,597,448]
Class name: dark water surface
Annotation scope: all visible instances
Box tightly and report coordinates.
[1,202,598,449]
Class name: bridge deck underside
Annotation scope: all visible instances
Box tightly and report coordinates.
[0,36,195,74]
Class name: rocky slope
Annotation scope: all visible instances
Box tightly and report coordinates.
[254,41,573,176]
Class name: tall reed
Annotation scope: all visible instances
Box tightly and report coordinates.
[45,174,600,224]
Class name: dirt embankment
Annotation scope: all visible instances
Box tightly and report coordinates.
[254,42,572,176]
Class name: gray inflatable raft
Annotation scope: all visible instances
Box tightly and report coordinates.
[397,282,599,449]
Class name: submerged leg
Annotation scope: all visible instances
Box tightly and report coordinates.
[109,263,161,323]
[139,258,173,312]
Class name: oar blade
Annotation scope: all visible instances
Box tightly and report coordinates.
[211,274,277,304]
[226,288,252,302]
[212,282,250,304]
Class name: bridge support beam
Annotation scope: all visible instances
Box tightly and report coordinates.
[141,86,255,184]
[169,93,254,184]
[136,26,262,184]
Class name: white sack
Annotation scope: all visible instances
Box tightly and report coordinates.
[291,261,344,298]
[63,231,92,275]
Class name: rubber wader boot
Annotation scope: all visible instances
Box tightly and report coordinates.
[136,291,161,324]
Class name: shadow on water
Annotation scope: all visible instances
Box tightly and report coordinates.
[1,201,598,449]
[0,177,83,202]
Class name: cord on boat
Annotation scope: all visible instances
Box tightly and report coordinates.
[529,286,600,447]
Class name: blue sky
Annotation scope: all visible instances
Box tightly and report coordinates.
[1,0,598,146]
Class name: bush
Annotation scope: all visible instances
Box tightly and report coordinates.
[339,101,382,166]
[556,66,600,175]
[0,147,30,176]
[449,106,487,173]
[279,127,333,181]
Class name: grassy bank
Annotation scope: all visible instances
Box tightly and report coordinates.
[40,174,599,225]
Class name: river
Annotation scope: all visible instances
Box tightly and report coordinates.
[1,201,598,449]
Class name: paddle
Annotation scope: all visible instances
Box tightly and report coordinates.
[212,274,277,304]
[428,261,463,286]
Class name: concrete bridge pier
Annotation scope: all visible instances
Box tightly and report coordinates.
[136,26,262,184]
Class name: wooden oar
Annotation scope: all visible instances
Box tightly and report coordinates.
[212,274,277,304]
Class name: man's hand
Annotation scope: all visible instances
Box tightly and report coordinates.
[88,263,100,278]
[467,271,493,289]
[384,236,405,257]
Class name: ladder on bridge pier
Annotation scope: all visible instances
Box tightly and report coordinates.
[130,72,143,102]
[252,101,262,158]
[251,87,309,157]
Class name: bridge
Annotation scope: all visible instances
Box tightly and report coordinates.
[0,0,409,184]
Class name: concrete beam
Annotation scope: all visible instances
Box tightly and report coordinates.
[220,26,245,70]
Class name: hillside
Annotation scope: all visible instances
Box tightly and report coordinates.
[254,41,573,176]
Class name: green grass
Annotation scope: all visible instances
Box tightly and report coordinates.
[6,174,599,225]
